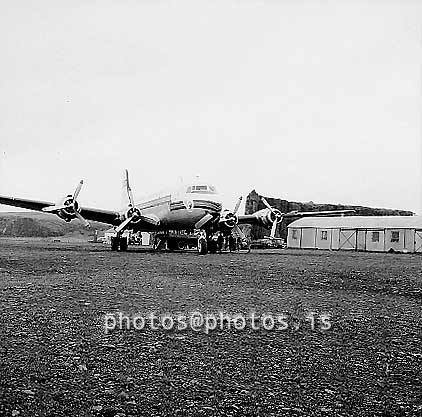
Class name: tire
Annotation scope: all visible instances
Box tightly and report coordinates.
[167,239,177,251]
[198,238,208,255]
[111,237,119,251]
[208,240,217,254]
[119,237,128,252]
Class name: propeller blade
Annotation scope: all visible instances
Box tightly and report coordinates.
[232,224,247,241]
[121,170,159,229]
[284,209,355,218]
[73,180,84,200]
[125,169,135,207]
[116,213,159,233]
[140,214,160,226]
[74,211,90,228]
[195,213,213,229]
[233,196,242,215]
[115,216,133,234]
[42,205,68,212]
[128,187,135,207]
[125,169,129,185]
[270,221,278,239]
[261,197,273,212]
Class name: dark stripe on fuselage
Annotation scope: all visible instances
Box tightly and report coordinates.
[170,199,222,212]
[194,199,222,212]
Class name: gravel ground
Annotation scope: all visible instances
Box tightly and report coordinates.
[0,239,421,416]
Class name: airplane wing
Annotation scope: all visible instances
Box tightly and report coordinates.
[237,214,262,225]
[283,209,355,218]
[0,195,121,225]
[0,196,52,212]
[237,208,355,240]
[237,209,355,224]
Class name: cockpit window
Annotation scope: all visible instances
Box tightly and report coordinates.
[186,185,218,194]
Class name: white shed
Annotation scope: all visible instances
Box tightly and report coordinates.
[287,216,422,253]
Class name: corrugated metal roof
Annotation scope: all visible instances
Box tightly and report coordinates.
[288,216,422,229]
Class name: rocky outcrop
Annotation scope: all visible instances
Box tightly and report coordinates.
[245,190,414,240]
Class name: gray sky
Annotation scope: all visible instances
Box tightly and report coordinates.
[1,0,421,213]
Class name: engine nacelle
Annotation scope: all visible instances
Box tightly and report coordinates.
[219,209,238,230]
[42,180,90,228]
[253,208,283,228]
[56,195,79,222]
[125,206,142,224]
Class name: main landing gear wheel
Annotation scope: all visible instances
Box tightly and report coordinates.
[208,239,217,254]
[111,236,119,251]
[111,236,128,252]
[119,237,128,252]
[198,238,208,255]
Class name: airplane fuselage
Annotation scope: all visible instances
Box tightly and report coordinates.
[130,184,223,232]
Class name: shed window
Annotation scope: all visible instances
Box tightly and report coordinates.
[292,229,298,240]
[391,231,400,243]
[372,232,380,242]
[321,230,328,241]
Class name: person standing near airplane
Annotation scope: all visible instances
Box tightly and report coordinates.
[217,232,224,253]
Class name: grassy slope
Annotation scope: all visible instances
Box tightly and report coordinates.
[0,212,110,238]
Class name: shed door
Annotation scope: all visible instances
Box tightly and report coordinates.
[357,230,366,251]
[415,230,422,253]
[339,229,357,250]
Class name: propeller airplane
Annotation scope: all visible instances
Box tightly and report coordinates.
[0,170,354,254]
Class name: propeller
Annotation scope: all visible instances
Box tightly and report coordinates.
[42,180,90,228]
[233,196,242,215]
[232,223,248,243]
[227,196,248,245]
[261,197,283,239]
[73,180,83,201]
[219,196,243,229]
[195,213,214,229]
[115,170,159,234]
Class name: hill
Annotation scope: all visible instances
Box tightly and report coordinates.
[0,212,110,238]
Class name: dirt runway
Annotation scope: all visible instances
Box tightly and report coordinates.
[0,240,421,416]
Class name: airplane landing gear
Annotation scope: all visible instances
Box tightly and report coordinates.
[207,238,217,254]
[111,236,119,251]
[197,231,221,255]
[119,236,128,251]
[198,238,207,255]
[111,235,128,252]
